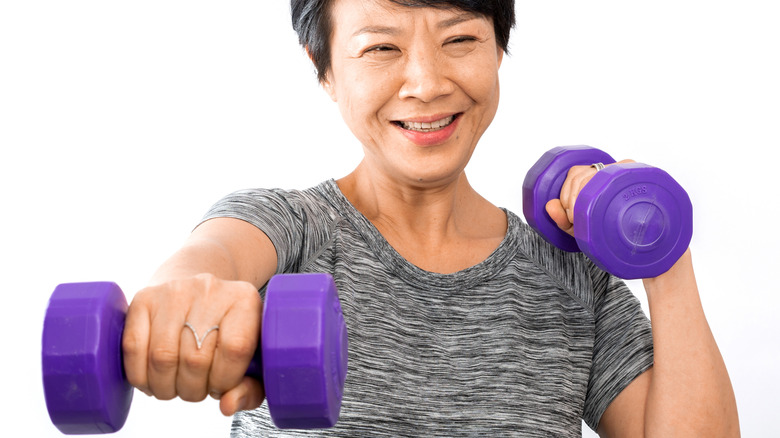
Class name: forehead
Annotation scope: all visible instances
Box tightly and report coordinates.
[329,0,483,35]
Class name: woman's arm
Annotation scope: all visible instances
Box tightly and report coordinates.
[123,217,278,416]
[597,250,740,437]
[148,217,278,288]
[547,163,739,436]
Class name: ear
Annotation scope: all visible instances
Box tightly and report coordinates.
[320,71,338,102]
[306,46,338,102]
[496,46,504,68]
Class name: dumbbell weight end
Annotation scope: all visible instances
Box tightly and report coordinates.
[573,162,693,279]
[263,274,348,429]
[42,282,133,434]
[522,145,617,252]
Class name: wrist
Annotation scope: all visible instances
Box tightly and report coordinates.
[642,248,698,301]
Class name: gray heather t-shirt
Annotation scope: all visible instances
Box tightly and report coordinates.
[202,179,654,437]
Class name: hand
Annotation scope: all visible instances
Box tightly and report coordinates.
[545,159,635,236]
[122,273,265,416]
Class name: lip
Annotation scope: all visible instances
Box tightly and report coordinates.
[393,113,462,147]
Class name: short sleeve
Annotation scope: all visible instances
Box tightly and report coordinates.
[582,269,654,431]
[200,188,308,275]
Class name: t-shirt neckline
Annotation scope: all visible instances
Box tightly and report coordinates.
[319,179,520,291]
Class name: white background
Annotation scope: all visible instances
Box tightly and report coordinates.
[1,1,778,436]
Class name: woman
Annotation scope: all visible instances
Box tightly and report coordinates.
[122,0,740,436]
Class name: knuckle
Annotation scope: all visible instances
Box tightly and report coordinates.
[124,372,146,391]
[131,286,153,303]
[243,290,263,311]
[164,281,192,301]
[122,331,144,358]
[567,165,589,179]
[147,378,177,401]
[182,351,212,372]
[227,280,261,301]
[220,337,257,362]
[149,346,179,372]
[151,389,177,401]
[194,272,220,291]
[178,388,208,403]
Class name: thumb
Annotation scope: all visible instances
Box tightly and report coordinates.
[545,199,575,237]
[219,376,265,416]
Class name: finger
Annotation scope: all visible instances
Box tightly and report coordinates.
[569,171,594,223]
[561,165,597,224]
[176,322,219,402]
[147,306,186,400]
[559,171,577,224]
[562,161,630,218]
[558,167,576,211]
[546,198,575,237]
[559,166,589,211]
[123,295,152,396]
[219,376,266,417]
[209,286,262,397]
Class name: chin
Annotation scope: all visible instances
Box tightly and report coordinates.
[401,167,465,187]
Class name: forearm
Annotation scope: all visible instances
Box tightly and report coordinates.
[642,250,740,436]
[148,218,278,289]
[121,219,268,411]
[148,238,242,285]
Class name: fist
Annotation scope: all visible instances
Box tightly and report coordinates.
[545,160,635,236]
[122,273,265,416]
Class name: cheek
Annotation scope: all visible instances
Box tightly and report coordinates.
[467,66,500,106]
[484,78,500,117]
[338,68,400,124]
[462,69,501,133]
[453,48,502,105]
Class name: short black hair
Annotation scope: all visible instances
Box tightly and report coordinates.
[291,0,515,81]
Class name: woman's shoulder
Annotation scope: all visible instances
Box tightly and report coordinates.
[507,209,604,312]
[209,179,341,214]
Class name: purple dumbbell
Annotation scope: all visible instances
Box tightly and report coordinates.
[42,273,348,434]
[522,145,693,279]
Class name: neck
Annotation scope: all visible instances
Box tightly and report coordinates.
[338,162,473,236]
[336,161,507,273]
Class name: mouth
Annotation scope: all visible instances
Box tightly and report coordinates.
[393,114,461,133]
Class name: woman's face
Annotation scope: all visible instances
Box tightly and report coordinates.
[323,0,503,187]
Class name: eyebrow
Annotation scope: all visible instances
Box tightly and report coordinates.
[351,12,481,38]
[437,12,481,30]
[352,26,400,37]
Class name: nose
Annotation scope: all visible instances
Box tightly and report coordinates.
[397,49,455,103]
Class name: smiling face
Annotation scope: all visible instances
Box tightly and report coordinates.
[322,0,504,187]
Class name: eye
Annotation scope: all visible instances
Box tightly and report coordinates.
[443,35,479,57]
[446,36,478,45]
[365,44,398,54]
[361,44,401,61]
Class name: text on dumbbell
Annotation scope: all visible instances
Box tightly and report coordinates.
[622,186,648,201]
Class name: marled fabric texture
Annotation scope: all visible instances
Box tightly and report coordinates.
[201,179,654,437]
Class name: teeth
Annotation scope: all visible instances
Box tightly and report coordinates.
[401,115,455,132]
